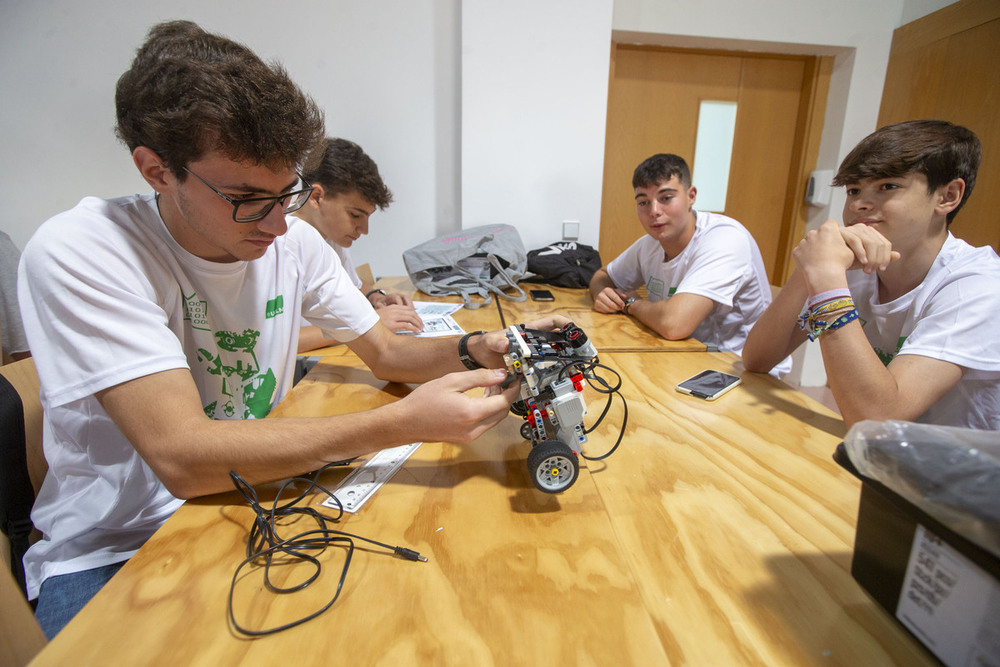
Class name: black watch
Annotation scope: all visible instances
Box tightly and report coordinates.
[459,331,486,370]
[365,288,387,299]
[623,296,637,315]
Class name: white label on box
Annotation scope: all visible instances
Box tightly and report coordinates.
[896,524,1000,667]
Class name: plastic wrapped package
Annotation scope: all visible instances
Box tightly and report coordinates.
[843,420,1000,559]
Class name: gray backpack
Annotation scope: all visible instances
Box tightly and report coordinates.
[402,224,528,309]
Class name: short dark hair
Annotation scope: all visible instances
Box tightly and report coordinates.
[115,20,324,179]
[833,120,981,225]
[633,153,692,190]
[302,137,394,209]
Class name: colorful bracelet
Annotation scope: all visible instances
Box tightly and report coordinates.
[800,308,859,341]
[807,288,851,311]
[810,297,855,316]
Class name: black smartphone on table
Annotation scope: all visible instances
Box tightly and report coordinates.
[676,369,742,401]
[530,289,555,302]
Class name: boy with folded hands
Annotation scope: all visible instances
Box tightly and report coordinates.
[743,120,1000,430]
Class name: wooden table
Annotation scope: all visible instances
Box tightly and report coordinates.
[31,349,934,666]
[373,276,707,353]
[586,352,927,665]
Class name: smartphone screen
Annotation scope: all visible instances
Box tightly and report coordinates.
[530,289,555,301]
[676,370,742,401]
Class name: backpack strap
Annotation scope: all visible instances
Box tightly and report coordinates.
[427,275,494,309]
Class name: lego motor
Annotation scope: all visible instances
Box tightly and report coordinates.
[503,322,626,493]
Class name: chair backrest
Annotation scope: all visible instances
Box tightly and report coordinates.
[0,356,47,662]
[1,563,47,664]
[356,262,375,288]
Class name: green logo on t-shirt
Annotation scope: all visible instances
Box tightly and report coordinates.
[874,336,907,366]
[647,277,665,299]
[197,328,274,419]
[183,291,210,331]
[265,295,284,319]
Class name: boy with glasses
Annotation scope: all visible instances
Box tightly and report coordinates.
[17,20,548,636]
[742,120,1000,430]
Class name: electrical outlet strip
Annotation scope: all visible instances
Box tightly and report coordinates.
[322,442,422,513]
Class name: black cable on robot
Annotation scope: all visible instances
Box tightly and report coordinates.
[552,358,628,461]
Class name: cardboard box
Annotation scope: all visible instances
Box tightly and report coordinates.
[836,445,1000,666]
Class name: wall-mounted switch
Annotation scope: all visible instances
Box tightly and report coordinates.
[805,170,834,207]
[562,221,579,240]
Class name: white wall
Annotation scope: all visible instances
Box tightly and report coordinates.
[0,0,459,279]
[462,0,614,251]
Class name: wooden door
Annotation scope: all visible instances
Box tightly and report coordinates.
[878,0,1000,252]
[599,45,830,285]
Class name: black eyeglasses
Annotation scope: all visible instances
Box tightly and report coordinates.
[183,167,314,223]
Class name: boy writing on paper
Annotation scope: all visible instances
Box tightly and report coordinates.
[742,120,1000,429]
[295,137,423,352]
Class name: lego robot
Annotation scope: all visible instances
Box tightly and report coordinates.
[503,322,600,493]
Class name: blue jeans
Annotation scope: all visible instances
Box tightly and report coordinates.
[34,561,127,638]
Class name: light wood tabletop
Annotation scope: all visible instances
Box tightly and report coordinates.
[373,276,707,353]
[587,352,930,665]
[31,348,934,666]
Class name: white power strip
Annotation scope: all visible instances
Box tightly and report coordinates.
[322,442,421,513]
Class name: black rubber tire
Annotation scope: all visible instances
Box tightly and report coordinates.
[526,440,579,493]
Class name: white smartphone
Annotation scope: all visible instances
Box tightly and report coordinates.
[676,369,742,401]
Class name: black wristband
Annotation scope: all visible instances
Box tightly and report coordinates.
[365,288,387,299]
[458,330,486,370]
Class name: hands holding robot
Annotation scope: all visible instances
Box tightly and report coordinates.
[392,315,625,493]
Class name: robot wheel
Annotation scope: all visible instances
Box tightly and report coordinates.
[526,440,579,493]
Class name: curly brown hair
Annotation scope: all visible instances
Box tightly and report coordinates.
[834,120,981,225]
[302,137,394,209]
[115,21,324,178]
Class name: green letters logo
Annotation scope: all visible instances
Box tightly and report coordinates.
[265,295,284,319]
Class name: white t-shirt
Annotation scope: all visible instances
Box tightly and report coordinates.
[606,210,774,356]
[847,233,1000,430]
[332,242,363,290]
[17,194,379,598]
[300,243,363,328]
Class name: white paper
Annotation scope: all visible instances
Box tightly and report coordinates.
[412,301,463,317]
[395,301,466,337]
[896,524,1000,666]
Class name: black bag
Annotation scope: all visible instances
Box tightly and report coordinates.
[0,373,34,596]
[523,242,602,289]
